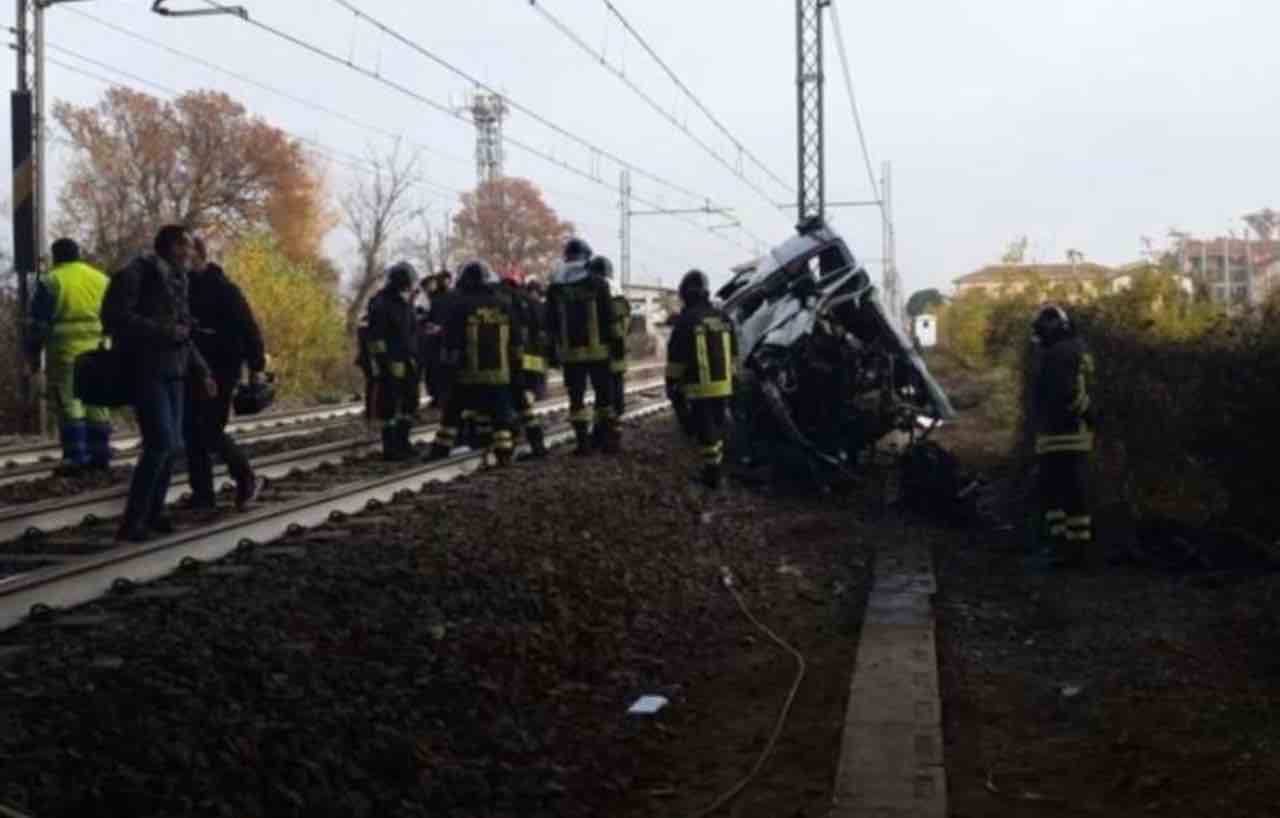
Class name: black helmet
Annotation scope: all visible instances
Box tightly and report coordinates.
[232,375,276,416]
[563,237,593,263]
[679,269,710,305]
[457,259,497,290]
[1031,303,1071,345]
[587,255,614,279]
[386,261,418,291]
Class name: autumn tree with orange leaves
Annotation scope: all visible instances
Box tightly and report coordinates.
[53,87,335,271]
[450,177,574,281]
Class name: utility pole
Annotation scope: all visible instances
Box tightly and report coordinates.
[466,89,508,187]
[880,160,900,324]
[795,0,829,223]
[11,0,39,433]
[618,169,631,287]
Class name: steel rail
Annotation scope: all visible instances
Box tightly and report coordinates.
[0,395,671,632]
[0,378,667,543]
[0,363,664,477]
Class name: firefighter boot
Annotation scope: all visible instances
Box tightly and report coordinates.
[526,425,548,459]
[602,421,622,455]
[591,420,608,452]
[700,463,722,490]
[572,422,592,456]
[381,425,398,461]
[493,430,515,468]
[397,418,415,458]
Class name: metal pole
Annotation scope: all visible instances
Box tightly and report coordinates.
[11,0,36,434]
[619,169,631,288]
[33,0,45,268]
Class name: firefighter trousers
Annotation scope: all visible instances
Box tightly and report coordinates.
[690,397,728,487]
[1038,451,1091,549]
[434,384,515,464]
[511,371,546,440]
[377,371,418,457]
[564,361,616,449]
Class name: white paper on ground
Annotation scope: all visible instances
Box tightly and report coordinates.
[627,695,669,715]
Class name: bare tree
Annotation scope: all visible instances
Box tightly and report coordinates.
[395,206,456,277]
[1243,208,1279,242]
[341,141,423,335]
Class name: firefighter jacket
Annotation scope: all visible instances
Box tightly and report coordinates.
[500,285,548,375]
[1033,335,1095,455]
[666,303,738,400]
[367,286,417,380]
[188,263,266,380]
[546,262,615,365]
[609,295,631,374]
[26,260,110,368]
[444,286,522,387]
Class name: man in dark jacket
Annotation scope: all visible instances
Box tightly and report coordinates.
[1030,304,1095,567]
[368,261,420,460]
[421,270,455,408]
[184,237,266,511]
[666,269,738,489]
[102,224,216,542]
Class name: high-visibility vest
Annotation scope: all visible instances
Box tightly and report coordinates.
[44,261,109,345]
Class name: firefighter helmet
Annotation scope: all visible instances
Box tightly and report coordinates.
[587,255,614,279]
[457,259,497,290]
[563,237,593,263]
[385,261,418,291]
[1031,303,1071,345]
[678,269,710,305]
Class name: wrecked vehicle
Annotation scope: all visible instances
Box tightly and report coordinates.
[695,217,956,486]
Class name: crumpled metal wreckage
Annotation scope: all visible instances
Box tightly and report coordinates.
[671,217,957,489]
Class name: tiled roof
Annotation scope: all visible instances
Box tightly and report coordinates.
[953,262,1114,285]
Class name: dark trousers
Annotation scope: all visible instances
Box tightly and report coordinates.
[123,376,184,527]
[511,371,544,437]
[1038,451,1091,545]
[690,397,728,468]
[378,372,418,424]
[184,370,252,503]
[564,362,613,431]
[435,383,513,457]
[611,371,626,420]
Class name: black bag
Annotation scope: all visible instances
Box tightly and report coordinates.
[232,374,276,416]
[73,340,133,408]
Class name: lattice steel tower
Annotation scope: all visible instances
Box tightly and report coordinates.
[468,89,509,185]
[796,0,830,222]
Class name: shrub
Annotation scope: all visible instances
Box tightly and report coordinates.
[223,233,359,402]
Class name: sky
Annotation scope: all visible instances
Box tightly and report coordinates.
[4,0,1280,298]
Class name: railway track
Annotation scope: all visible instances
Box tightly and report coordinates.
[0,381,669,631]
[0,362,664,487]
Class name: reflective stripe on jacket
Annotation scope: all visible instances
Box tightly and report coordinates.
[667,303,737,401]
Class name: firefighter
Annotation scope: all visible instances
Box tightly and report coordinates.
[586,254,630,452]
[25,238,113,474]
[425,259,520,467]
[666,269,738,489]
[1030,303,1095,566]
[421,270,455,409]
[368,261,420,460]
[546,237,618,455]
[500,271,549,458]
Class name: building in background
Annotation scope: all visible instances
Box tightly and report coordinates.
[621,282,678,328]
[952,262,1115,300]
[1174,237,1280,308]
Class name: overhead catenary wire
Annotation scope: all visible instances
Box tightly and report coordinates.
[65,6,476,172]
[828,0,883,216]
[527,0,785,228]
[41,45,465,210]
[196,0,754,254]
[597,0,793,195]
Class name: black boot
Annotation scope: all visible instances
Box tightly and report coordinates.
[398,419,414,457]
[526,425,548,459]
[700,463,722,490]
[602,423,622,455]
[572,422,592,456]
[382,426,405,461]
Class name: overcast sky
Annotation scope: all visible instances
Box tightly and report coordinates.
[5,0,1279,296]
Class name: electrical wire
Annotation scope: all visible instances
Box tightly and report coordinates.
[42,46,464,209]
[828,0,883,215]
[65,6,475,170]
[198,0,754,254]
[598,0,793,195]
[692,566,807,818]
[529,0,784,227]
